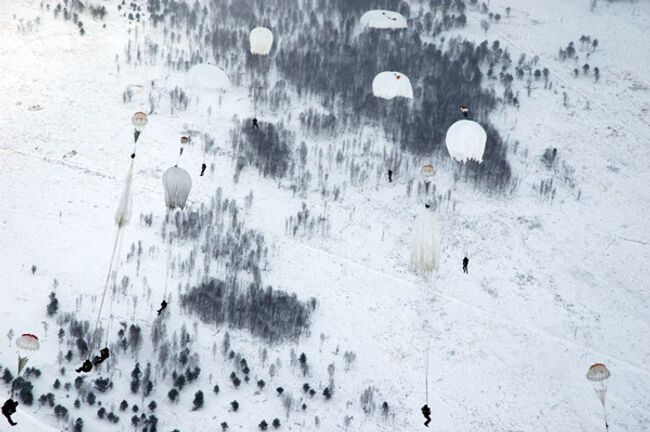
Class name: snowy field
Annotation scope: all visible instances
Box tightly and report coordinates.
[0,0,649,431]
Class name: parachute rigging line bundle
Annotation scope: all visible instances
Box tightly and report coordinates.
[410,205,441,273]
[89,112,148,359]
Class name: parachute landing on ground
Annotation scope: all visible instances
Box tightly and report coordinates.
[360,10,407,29]
[250,27,274,55]
[372,71,413,100]
[445,119,487,163]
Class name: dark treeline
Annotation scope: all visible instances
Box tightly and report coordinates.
[181,279,314,343]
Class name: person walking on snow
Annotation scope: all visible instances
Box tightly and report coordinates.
[421,404,432,427]
[200,163,207,177]
[2,398,18,426]
[252,118,259,130]
[462,256,469,274]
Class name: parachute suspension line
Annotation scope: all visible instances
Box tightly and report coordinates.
[601,383,609,431]
[424,339,430,404]
[103,227,126,349]
[162,234,172,301]
[175,147,184,167]
[88,227,123,360]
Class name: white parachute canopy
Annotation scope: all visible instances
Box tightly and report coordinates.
[115,162,134,228]
[360,10,407,29]
[372,71,413,99]
[445,119,487,163]
[185,63,231,92]
[410,206,441,273]
[250,27,274,55]
[163,166,192,209]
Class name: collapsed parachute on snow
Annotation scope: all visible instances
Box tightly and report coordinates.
[115,163,134,228]
[250,27,274,55]
[445,119,487,163]
[410,206,441,273]
[185,63,231,91]
[163,166,192,209]
[360,10,407,29]
[372,72,413,100]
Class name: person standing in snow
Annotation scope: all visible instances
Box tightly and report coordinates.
[421,404,432,427]
[462,256,469,274]
[388,169,393,183]
[2,398,18,426]
[252,118,259,130]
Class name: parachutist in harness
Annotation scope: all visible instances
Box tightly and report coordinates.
[157,300,168,316]
[75,359,93,374]
[252,118,259,130]
[92,348,110,366]
[2,399,18,426]
[463,256,469,274]
[388,169,393,183]
[421,404,431,427]
[200,163,207,177]
[460,105,469,118]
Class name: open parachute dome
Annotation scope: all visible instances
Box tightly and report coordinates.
[250,27,274,55]
[16,334,40,351]
[587,363,610,382]
[163,166,192,209]
[131,111,148,130]
[420,164,435,181]
[445,119,487,163]
[360,10,407,29]
[372,71,413,99]
[185,63,231,91]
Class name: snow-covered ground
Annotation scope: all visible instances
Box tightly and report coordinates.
[0,0,649,431]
